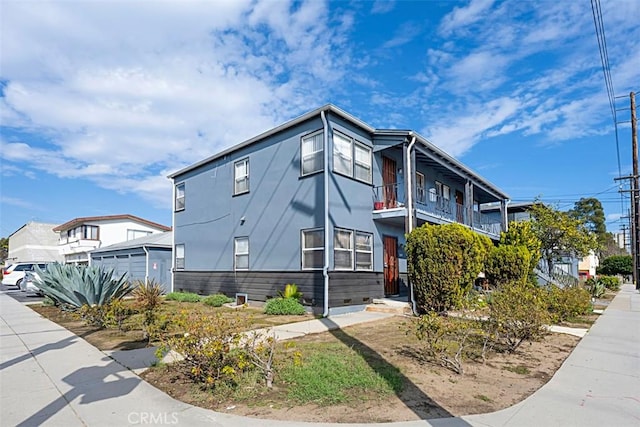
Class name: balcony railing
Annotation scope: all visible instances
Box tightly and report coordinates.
[373,183,502,237]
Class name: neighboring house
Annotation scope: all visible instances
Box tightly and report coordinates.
[482,202,580,287]
[53,215,171,265]
[90,232,172,293]
[578,250,599,280]
[7,222,63,264]
[168,104,509,315]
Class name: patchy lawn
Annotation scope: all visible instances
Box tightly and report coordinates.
[30,299,592,423]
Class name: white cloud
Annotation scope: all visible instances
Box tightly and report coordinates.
[439,0,495,36]
[424,97,521,157]
[371,1,396,15]
[0,0,355,209]
[1,196,35,210]
[381,22,421,49]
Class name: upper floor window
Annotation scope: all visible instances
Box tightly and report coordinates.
[234,158,249,195]
[67,225,98,240]
[175,244,185,270]
[301,131,324,176]
[416,172,426,204]
[333,131,372,183]
[175,183,185,211]
[127,229,151,240]
[301,228,324,269]
[234,237,249,270]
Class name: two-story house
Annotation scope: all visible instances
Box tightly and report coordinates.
[53,214,171,265]
[169,105,509,315]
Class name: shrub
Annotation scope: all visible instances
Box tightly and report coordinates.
[597,275,621,291]
[264,297,306,315]
[165,291,202,302]
[278,283,303,300]
[487,282,550,353]
[33,263,131,310]
[546,284,591,323]
[160,311,250,389]
[485,244,531,287]
[413,312,484,374]
[203,294,234,307]
[597,255,632,276]
[133,279,165,340]
[406,223,492,312]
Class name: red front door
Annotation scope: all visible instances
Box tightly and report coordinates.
[383,235,399,296]
[456,190,464,223]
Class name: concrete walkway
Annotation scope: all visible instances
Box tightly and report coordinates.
[1,286,638,426]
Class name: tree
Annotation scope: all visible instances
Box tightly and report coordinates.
[0,237,8,263]
[485,244,531,287]
[500,220,542,282]
[600,232,628,258]
[529,202,597,274]
[597,255,633,276]
[569,198,607,256]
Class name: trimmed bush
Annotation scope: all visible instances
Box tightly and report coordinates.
[165,291,202,302]
[406,223,492,312]
[485,244,531,287]
[264,297,306,315]
[204,294,234,307]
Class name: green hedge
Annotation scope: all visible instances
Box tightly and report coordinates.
[264,297,306,315]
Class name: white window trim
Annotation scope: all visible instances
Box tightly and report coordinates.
[334,228,354,270]
[175,182,185,211]
[301,228,324,270]
[175,244,185,270]
[233,158,249,195]
[355,230,373,271]
[234,237,249,270]
[332,131,372,184]
[300,130,324,176]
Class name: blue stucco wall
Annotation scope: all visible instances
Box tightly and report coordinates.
[173,116,326,272]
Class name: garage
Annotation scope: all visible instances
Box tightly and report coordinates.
[90,232,172,294]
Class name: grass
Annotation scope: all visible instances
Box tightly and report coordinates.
[474,394,492,402]
[503,364,530,375]
[279,342,403,405]
[165,292,202,302]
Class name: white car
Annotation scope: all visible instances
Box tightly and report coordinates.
[2,262,48,288]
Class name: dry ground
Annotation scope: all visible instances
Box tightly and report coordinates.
[29,299,604,423]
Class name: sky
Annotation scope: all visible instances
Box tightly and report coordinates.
[1,0,638,239]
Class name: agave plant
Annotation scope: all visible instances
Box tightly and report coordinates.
[34,263,131,309]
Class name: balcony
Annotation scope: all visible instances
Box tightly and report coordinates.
[372,183,502,239]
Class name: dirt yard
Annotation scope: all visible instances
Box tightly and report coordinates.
[29,302,595,423]
[141,315,584,423]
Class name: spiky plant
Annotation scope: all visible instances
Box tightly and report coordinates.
[33,263,131,310]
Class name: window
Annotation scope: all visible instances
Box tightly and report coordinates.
[435,181,451,212]
[354,142,372,182]
[333,131,372,183]
[83,225,99,240]
[175,244,185,270]
[333,132,352,176]
[301,228,324,269]
[234,237,249,270]
[416,172,426,204]
[355,231,373,271]
[301,131,324,175]
[334,228,353,270]
[175,183,185,211]
[234,158,249,195]
[127,229,151,240]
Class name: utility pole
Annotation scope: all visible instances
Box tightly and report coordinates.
[631,92,639,289]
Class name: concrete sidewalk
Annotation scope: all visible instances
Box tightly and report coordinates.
[1,286,638,426]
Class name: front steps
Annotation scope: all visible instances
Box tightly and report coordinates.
[365,298,413,315]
